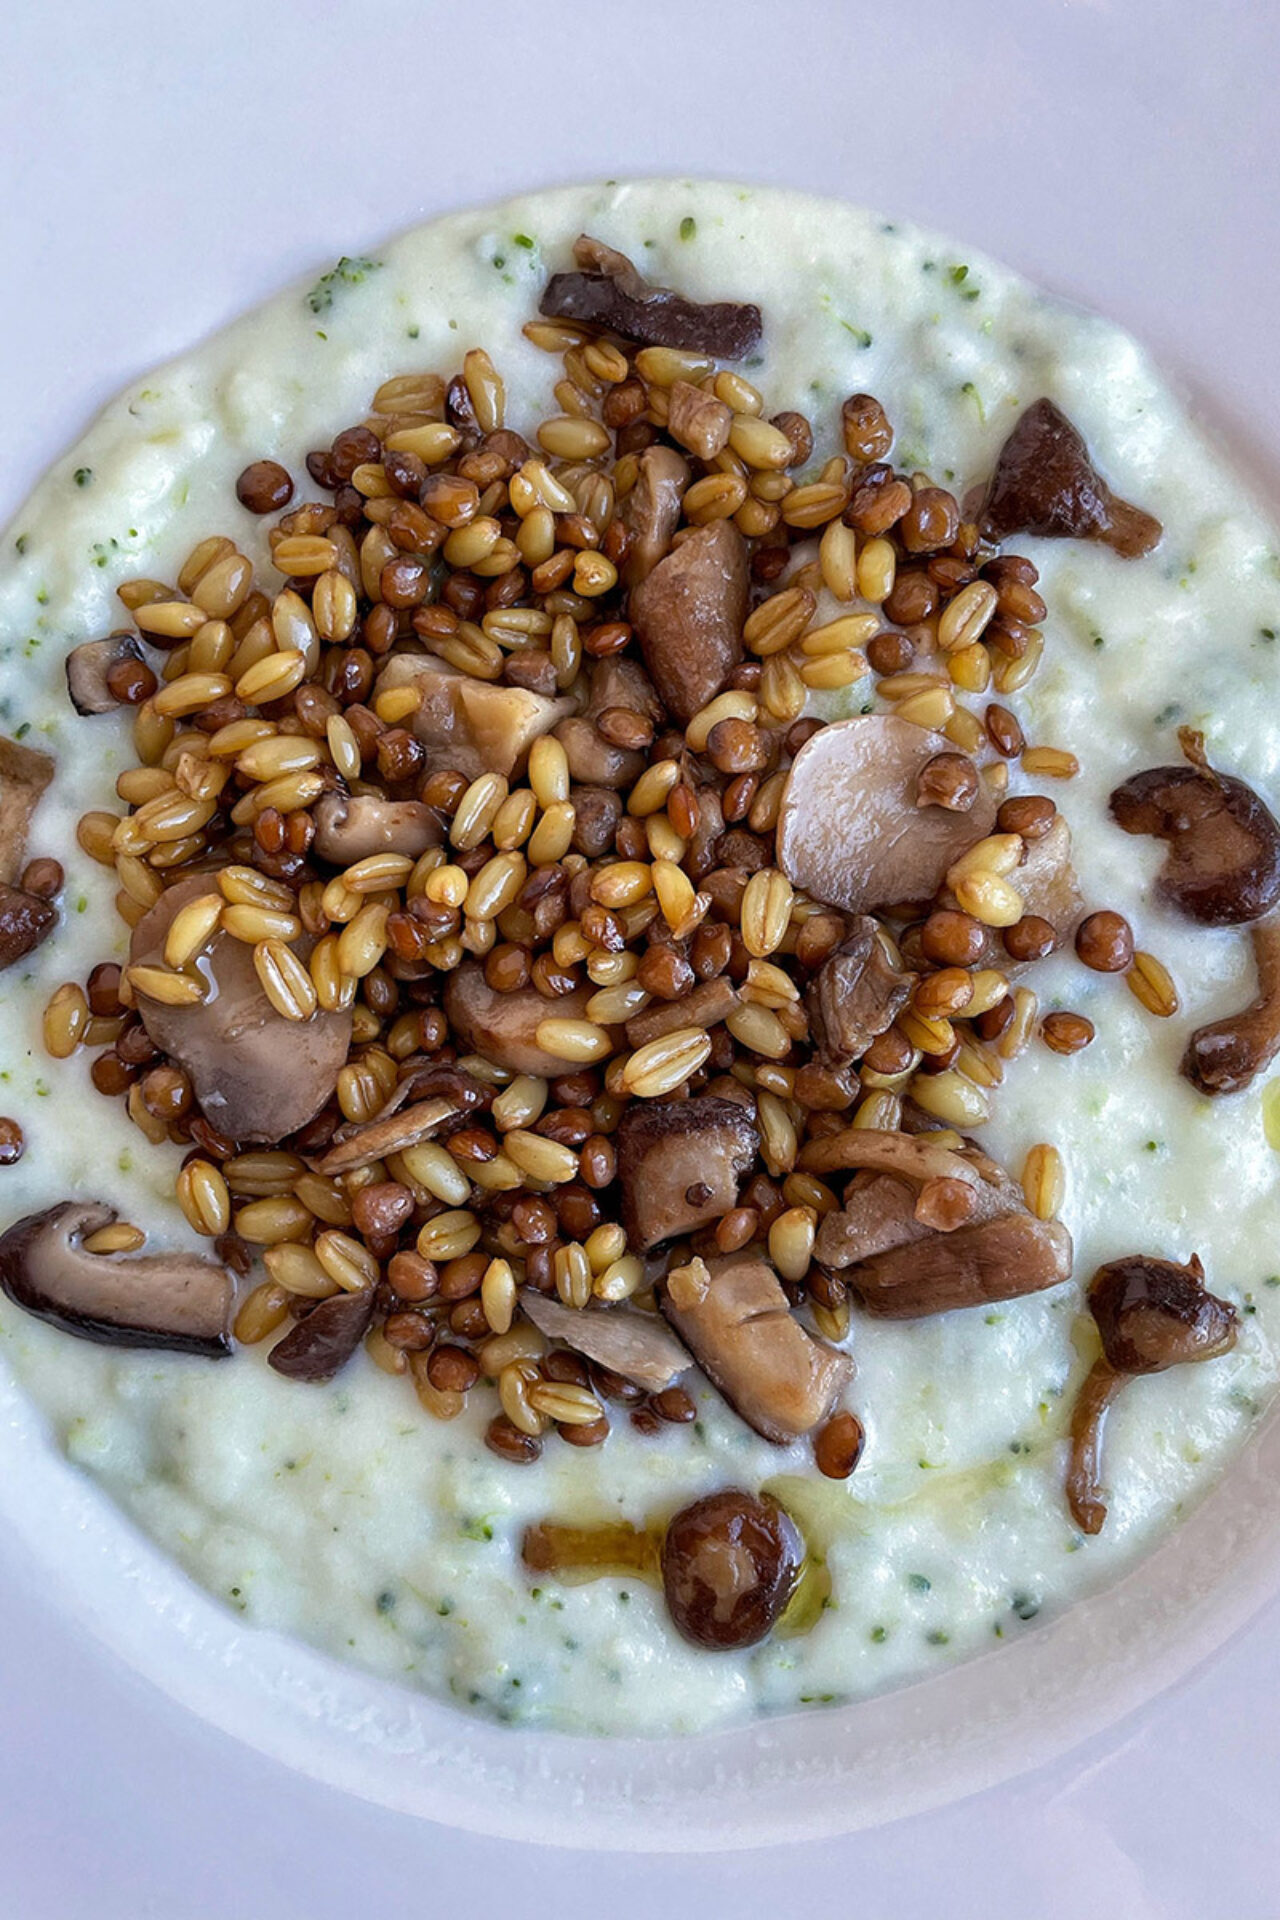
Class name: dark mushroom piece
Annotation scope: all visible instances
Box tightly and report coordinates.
[0,883,58,973]
[129,875,352,1143]
[539,233,763,360]
[776,716,997,916]
[624,975,739,1050]
[661,1489,804,1650]
[519,1292,691,1394]
[1182,917,1280,1095]
[806,916,915,1067]
[553,717,644,790]
[267,1285,376,1382]
[615,1095,757,1251]
[64,633,148,715]
[621,444,691,586]
[628,520,748,726]
[0,732,58,970]
[980,397,1162,558]
[1066,1253,1239,1535]
[443,961,596,1077]
[311,791,442,865]
[0,1201,233,1356]
[658,1253,854,1443]
[374,654,576,780]
[1110,730,1280,926]
[315,1094,460,1175]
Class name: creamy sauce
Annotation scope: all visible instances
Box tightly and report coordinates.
[1,181,1278,1735]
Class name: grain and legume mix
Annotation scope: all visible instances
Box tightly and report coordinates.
[0,185,1277,1719]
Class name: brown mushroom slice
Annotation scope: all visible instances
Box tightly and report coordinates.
[661,1489,803,1650]
[0,882,58,973]
[814,1173,931,1269]
[267,1285,375,1383]
[553,716,644,790]
[1066,1253,1238,1534]
[629,520,748,726]
[64,633,147,715]
[847,1209,1072,1319]
[960,817,1083,968]
[0,1201,232,1356]
[777,717,997,915]
[616,1095,757,1251]
[624,975,739,1049]
[130,875,352,1143]
[312,791,442,864]
[798,1125,987,1190]
[980,397,1162,558]
[375,654,576,780]
[660,1252,853,1444]
[570,785,623,857]
[621,444,691,586]
[806,916,914,1066]
[1110,735,1280,926]
[316,1095,459,1175]
[443,961,596,1077]
[519,1292,691,1393]
[540,233,763,361]
[0,732,55,885]
[1182,917,1280,1095]
[584,655,665,727]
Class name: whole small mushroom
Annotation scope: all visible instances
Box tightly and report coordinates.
[980,397,1162,558]
[661,1489,804,1650]
[1110,730,1280,927]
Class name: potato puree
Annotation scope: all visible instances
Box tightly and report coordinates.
[1,181,1278,1735]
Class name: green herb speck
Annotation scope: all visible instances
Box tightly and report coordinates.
[948,264,969,285]
[407,324,420,340]
[907,1572,931,1593]
[15,535,28,555]
[926,1628,950,1646]
[870,1625,888,1643]
[513,233,535,250]
[74,467,93,488]
[1011,1593,1040,1620]
[492,255,506,270]
[679,216,696,242]
[376,1589,396,1614]
[306,256,383,315]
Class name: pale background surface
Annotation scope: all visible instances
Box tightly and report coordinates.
[1,2,1277,1912]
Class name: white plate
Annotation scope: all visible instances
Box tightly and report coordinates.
[2,0,1279,1906]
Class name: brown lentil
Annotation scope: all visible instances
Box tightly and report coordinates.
[236,460,293,514]
[1041,1010,1096,1055]
[1076,910,1134,973]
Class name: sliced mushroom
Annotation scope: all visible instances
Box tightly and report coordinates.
[629,520,748,726]
[624,975,739,1049]
[615,1094,757,1250]
[0,1201,232,1356]
[519,1292,690,1393]
[1066,1253,1238,1534]
[554,717,645,790]
[130,875,352,1143]
[584,655,665,727]
[64,633,146,715]
[961,817,1083,968]
[621,445,691,587]
[0,883,58,972]
[570,785,623,856]
[659,1252,854,1444]
[316,1095,459,1175]
[661,1489,803,1650]
[1182,916,1280,1095]
[443,961,596,1077]
[847,1209,1072,1318]
[666,381,732,462]
[540,233,763,360]
[312,791,442,864]
[1110,732,1280,926]
[980,397,1162,558]
[0,732,55,885]
[776,716,997,915]
[806,916,914,1066]
[375,654,576,780]
[814,1172,931,1269]
[267,1285,375,1382]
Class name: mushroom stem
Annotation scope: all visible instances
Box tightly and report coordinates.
[1182,916,1280,1095]
[1066,1358,1127,1535]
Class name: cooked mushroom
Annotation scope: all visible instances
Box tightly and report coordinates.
[616,1095,757,1250]
[267,1285,375,1382]
[540,233,763,360]
[570,784,623,856]
[685,782,726,882]
[980,397,1162,558]
[0,882,57,972]
[1066,1253,1238,1534]
[620,444,690,586]
[584,655,665,728]
[666,381,732,462]
[1182,917,1280,1095]
[814,1172,930,1269]
[312,791,442,864]
[659,1253,854,1443]
[64,633,147,715]
[661,1489,803,1650]
[847,1209,1073,1318]
[374,654,576,779]
[0,732,55,885]
[624,975,739,1050]
[519,1292,691,1393]
[443,961,596,1076]
[553,717,645,791]
[0,1201,232,1356]
[628,520,748,726]
[1110,731,1280,926]
[316,1095,460,1175]
[776,716,997,914]
[130,875,352,1143]
[960,818,1083,968]
[806,916,914,1066]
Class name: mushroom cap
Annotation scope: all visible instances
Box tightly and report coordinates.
[621,444,690,586]
[311,791,442,864]
[374,654,575,780]
[0,1201,232,1355]
[0,731,55,885]
[661,1489,803,1651]
[981,397,1162,558]
[129,875,352,1144]
[64,633,145,716]
[615,1093,757,1251]
[1110,760,1280,926]
[629,520,748,725]
[0,882,57,973]
[267,1285,375,1382]
[1088,1254,1239,1374]
[777,716,997,915]
[443,962,597,1077]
